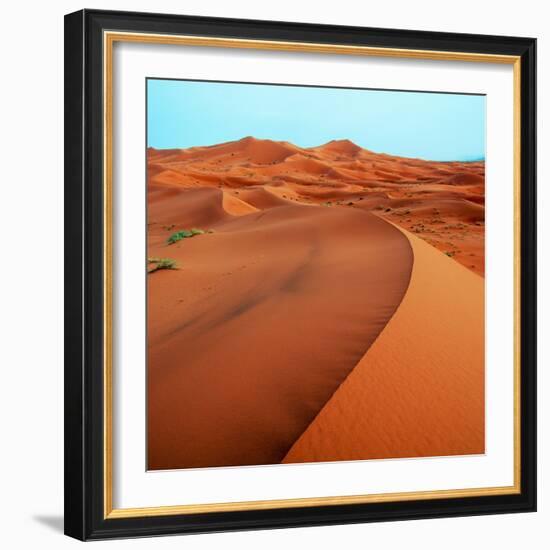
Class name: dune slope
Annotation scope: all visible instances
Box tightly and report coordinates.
[147,187,413,469]
[282,227,485,464]
[146,136,485,470]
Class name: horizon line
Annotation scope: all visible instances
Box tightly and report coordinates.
[146,136,486,163]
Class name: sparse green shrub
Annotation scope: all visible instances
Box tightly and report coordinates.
[148,257,177,273]
[167,228,206,245]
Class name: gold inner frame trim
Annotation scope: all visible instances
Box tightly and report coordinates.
[103,30,522,519]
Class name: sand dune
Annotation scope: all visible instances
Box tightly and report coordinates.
[148,187,230,234]
[147,188,412,469]
[231,187,292,209]
[283,226,484,463]
[148,136,484,275]
[221,192,258,216]
[312,139,363,157]
[146,137,485,470]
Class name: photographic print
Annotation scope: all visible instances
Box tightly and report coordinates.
[146,79,486,471]
[65,11,536,539]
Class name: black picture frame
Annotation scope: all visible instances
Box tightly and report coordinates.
[64,8,537,541]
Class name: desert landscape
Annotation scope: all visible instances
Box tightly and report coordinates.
[146,136,485,470]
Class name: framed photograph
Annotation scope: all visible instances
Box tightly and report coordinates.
[64,9,536,540]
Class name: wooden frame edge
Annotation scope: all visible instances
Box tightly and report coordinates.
[102,30,523,520]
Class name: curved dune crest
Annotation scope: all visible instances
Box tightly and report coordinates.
[146,137,486,470]
[148,187,230,230]
[222,192,259,216]
[234,187,292,209]
[313,139,363,157]
[283,226,485,464]
[147,190,413,470]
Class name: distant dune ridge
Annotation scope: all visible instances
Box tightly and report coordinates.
[147,136,485,470]
[149,136,485,275]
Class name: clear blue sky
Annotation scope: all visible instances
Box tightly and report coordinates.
[147,79,485,161]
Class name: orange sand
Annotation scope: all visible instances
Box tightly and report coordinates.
[283,227,485,463]
[147,188,412,470]
[149,137,485,275]
[146,136,485,470]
